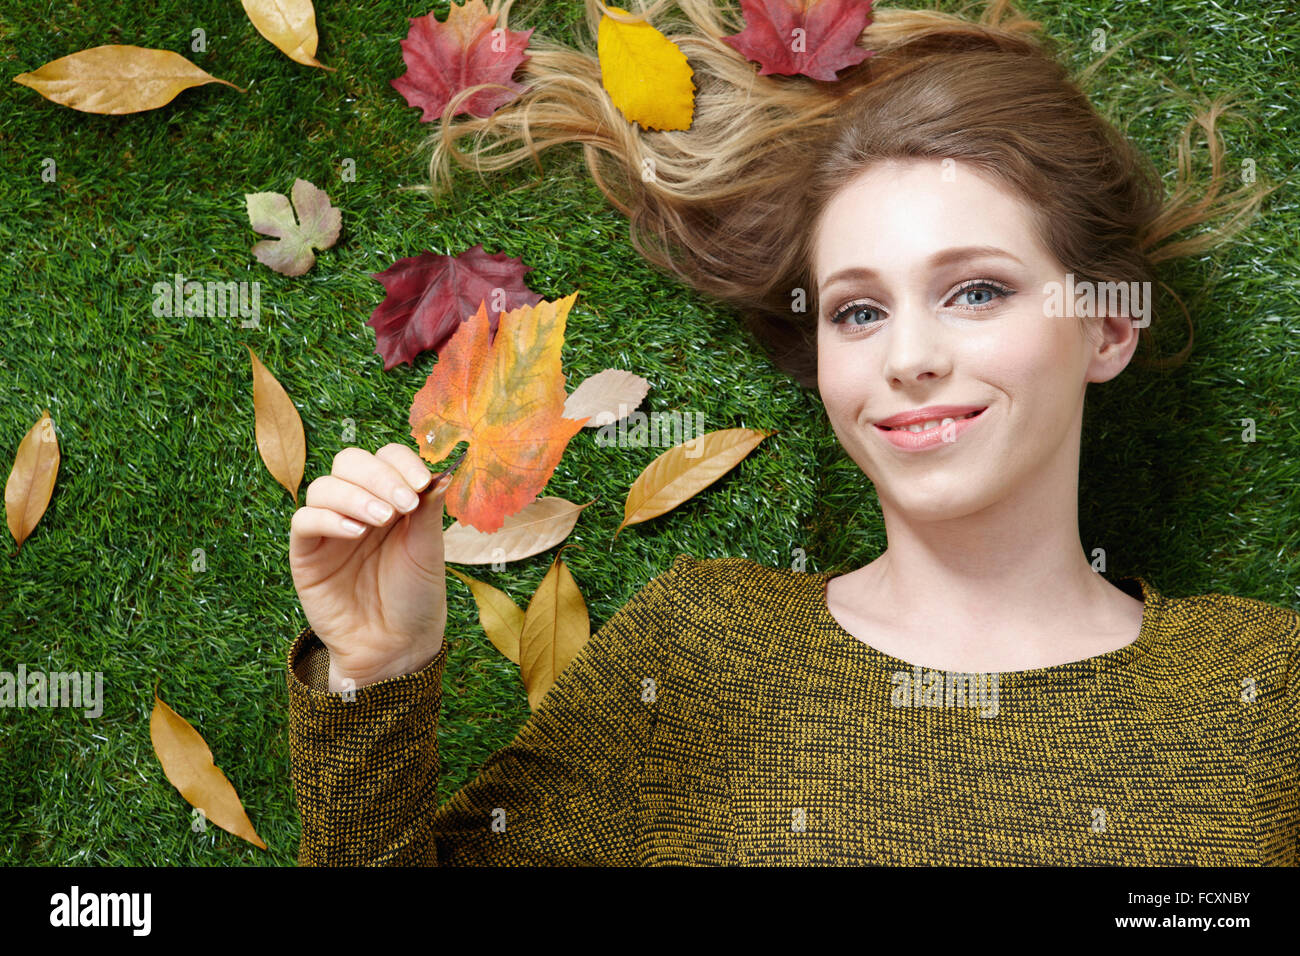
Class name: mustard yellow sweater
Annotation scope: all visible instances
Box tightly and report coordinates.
[285,554,1300,865]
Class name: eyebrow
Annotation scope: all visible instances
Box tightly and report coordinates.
[818,246,1026,295]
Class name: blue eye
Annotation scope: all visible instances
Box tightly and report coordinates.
[829,302,881,326]
[950,281,1012,307]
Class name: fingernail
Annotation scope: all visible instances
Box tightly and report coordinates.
[394,487,419,512]
[368,500,394,521]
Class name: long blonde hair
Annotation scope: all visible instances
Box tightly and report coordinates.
[411,0,1277,388]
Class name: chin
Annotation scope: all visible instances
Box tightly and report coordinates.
[879,479,993,521]
[887,498,976,523]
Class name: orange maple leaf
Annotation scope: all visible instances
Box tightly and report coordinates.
[409,291,589,532]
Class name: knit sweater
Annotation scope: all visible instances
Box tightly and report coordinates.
[285,553,1300,865]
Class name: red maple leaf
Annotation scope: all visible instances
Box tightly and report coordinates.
[391,0,534,121]
[368,244,544,370]
[721,0,874,82]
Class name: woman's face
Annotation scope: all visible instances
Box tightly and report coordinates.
[814,158,1135,522]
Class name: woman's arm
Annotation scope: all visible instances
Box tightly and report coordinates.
[287,623,447,864]
[286,554,689,865]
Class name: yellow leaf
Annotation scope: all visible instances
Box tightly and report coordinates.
[597,5,694,131]
[616,427,773,536]
[240,0,335,70]
[443,496,595,564]
[519,550,590,711]
[4,409,60,551]
[13,45,242,114]
[150,693,267,850]
[447,567,524,664]
[247,346,305,503]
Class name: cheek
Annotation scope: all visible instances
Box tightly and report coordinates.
[973,314,1084,422]
[816,333,865,418]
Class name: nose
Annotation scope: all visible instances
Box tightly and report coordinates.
[880,302,952,386]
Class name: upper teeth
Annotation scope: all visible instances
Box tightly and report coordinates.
[888,411,978,431]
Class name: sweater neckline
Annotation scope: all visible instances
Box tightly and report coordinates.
[809,570,1165,682]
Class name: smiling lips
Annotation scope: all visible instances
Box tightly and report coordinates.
[873,405,988,450]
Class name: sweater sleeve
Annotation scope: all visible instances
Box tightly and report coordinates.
[286,553,691,866]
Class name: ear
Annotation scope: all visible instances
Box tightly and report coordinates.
[1085,310,1141,384]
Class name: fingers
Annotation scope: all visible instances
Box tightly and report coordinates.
[289,505,367,556]
[292,444,443,557]
[308,446,426,522]
[374,442,436,493]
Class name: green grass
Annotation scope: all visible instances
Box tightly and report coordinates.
[0,0,1295,865]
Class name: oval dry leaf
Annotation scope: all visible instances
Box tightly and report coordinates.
[247,346,305,503]
[519,552,590,711]
[563,369,650,428]
[5,409,60,551]
[240,0,334,70]
[447,567,524,664]
[13,45,242,114]
[616,427,773,536]
[597,5,695,131]
[150,694,267,849]
[443,496,594,565]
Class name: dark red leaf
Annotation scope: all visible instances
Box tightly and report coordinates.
[721,0,874,82]
[391,0,534,122]
[367,244,544,370]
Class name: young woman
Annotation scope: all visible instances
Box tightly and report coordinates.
[284,1,1297,864]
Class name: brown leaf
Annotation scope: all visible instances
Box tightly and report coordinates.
[443,496,594,565]
[519,548,589,711]
[240,0,335,70]
[150,693,267,849]
[616,427,773,537]
[13,45,243,114]
[5,409,60,551]
[563,369,651,427]
[447,567,524,664]
[247,346,305,503]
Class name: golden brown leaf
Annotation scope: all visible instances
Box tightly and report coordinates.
[240,0,334,70]
[443,496,595,565]
[519,548,590,711]
[150,693,267,849]
[13,45,242,114]
[563,368,651,427]
[4,409,60,552]
[247,346,305,503]
[615,427,774,537]
[447,567,524,664]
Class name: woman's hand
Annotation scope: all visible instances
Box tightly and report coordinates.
[289,443,452,692]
